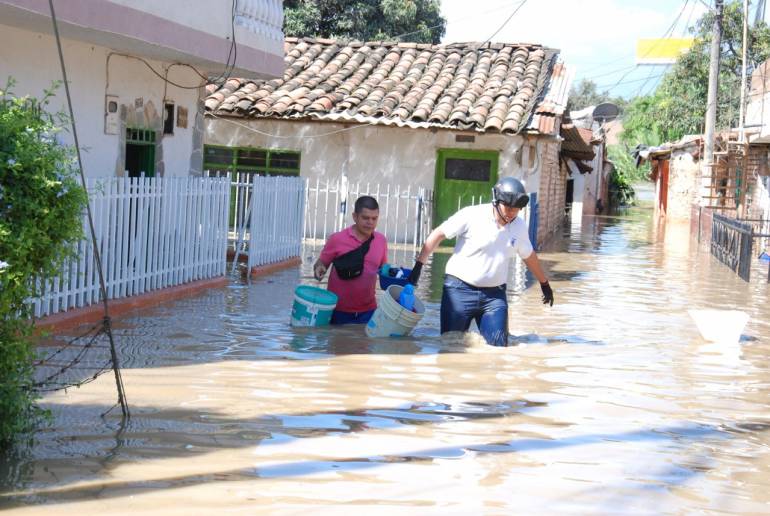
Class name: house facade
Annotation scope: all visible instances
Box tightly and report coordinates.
[0,0,284,178]
[565,106,615,222]
[204,38,573,246]
[637,58,770,230]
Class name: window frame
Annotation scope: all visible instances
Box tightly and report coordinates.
[203,144,301,177]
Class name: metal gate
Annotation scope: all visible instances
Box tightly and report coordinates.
[710,213,754,281]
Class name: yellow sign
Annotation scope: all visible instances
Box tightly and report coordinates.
[636,38,694,64]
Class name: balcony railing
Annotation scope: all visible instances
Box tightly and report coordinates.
[235,0,284,45]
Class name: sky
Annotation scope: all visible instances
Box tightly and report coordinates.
[439,0,723,99]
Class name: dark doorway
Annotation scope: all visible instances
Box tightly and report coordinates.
[125,128,156,177]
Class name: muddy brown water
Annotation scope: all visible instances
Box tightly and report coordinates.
[2,199,770,514]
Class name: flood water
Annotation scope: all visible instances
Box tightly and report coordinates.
[2,194,770,514]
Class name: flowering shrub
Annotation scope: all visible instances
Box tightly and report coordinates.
[0,80,86,448]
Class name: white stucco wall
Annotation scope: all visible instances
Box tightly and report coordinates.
[204,118,545,191]
[108,0,284,57]
[0,24,202,177]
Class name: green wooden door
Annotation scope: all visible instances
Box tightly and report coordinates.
[434,149,499,228]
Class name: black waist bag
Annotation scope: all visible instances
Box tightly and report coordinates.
[332,235,374,280]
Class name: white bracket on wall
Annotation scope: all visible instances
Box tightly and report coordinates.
[104,95,119,135]
[515,140,541,178]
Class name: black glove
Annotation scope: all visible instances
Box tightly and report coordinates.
[540,281,554,306]
[407,260,424,286]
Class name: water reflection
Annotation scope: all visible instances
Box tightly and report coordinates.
[3,199,770,514]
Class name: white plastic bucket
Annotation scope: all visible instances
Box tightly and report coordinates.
[290,286,338,327]
[365,284,425,337]
[688,309,749,343]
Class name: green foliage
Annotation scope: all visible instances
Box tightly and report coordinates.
[0,79,86,449]
[622,1,770,146]
[284,0,446,43]
[607,144,648,207]
[567,79,628,113]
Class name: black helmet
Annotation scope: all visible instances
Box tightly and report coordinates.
[492,177,529,208]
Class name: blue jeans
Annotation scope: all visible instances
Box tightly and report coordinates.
[440,275,509,346]
[330,309,375,325]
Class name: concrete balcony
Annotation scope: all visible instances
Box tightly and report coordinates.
[0,0,284,79]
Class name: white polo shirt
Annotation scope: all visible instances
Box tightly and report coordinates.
[438,203,534,288]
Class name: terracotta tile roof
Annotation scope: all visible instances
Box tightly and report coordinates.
[205,37,564,135]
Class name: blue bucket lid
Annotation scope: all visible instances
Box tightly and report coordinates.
[295,285,338,305]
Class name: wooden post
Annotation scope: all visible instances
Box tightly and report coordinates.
[704,0,724,176]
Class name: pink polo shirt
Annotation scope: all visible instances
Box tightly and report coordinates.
[319,227,388,313]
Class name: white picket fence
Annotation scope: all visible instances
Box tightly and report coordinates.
[32,176,231,318]
[231,175,306,271]
[303,178,434,249]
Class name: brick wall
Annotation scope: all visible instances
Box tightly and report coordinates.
[536,141,566,245]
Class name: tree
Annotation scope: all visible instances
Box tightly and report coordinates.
[622,1,770,146]
[284,0,446,44]
[567,79,628,113]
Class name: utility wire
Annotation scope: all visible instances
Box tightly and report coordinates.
[596,73,668,90]
[209,0,238,85]
[481,0,528,46]
[633,0,696,98]
[104,0,236,91]
[208,112,381,139]
[387,0,515,42]
[106,52,208,90]
[47,0,129,419]
[604,0,693,94]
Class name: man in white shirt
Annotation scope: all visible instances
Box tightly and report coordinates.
[408,177,554,346]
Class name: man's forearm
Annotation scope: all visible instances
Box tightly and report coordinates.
[523,252,548,284]
[416,229,446,263]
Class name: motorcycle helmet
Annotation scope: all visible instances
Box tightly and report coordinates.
[492,177,529,208]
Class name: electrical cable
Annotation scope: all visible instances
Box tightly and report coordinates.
[105,0,236,92]
[387,0,515,42]
[107,52,208,90]
[209,0,238,85]
[47,0,129,418]
[481,0,528,46]
[208,112,381,139]
[595,73,668,90]
[604,0,693,94]
[633,0,696,98]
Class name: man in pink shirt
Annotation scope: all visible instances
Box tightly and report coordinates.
[313,196,388,325]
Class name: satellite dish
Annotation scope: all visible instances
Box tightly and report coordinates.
[593,103,620,123]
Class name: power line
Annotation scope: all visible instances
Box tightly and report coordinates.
[395,0,515,42]
[603,0,693,94]
[595,73,668,90]
[632,0,694,97]
[47,0,129,418]
[208,112,381,139]
[481,0,529,46]
[209,0,238,85]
